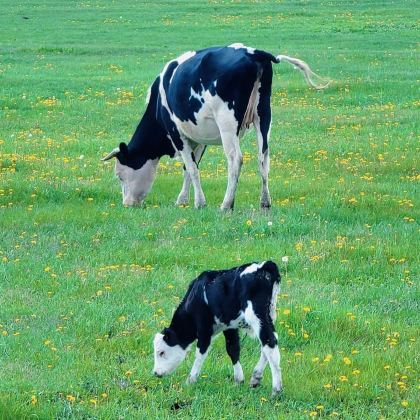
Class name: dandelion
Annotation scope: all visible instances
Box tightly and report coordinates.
[343,357,352,365]
[283,309,291,315]
[67,395,76,402]
[303,306,311,313]
[323,383,332,389]
[246,219,252,226]
[324,354,333,363]
[31,395,37,405]
[401,400,408,407]
[339,375,348,382]
[281,256,289,263]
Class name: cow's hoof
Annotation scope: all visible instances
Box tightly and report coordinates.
[220,203,234,211]
[194,202,206,209]
[186,375,198,384]
[260,202,271,209]
[176,197,189,206]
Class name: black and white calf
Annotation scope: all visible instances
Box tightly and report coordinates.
[153,261,282,395]
[102,43,329,209]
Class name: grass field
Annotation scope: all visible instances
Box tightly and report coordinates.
[1,0,419,418]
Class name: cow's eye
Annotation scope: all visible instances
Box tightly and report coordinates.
[159,351,165,357]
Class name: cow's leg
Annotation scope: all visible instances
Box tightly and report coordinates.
[254,64,273,208]
[223,329,244,383]
[178,141,206,209]
[187,334,212,384]
[219,130,242,210]
[254,117,271,208]
[250,350,268,387]
[176,144,207,206]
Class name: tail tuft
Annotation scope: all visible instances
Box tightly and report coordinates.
[276,54,331,90]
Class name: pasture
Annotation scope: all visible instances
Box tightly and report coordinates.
[0,0,418,418]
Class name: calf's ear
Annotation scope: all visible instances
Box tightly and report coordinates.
[162,327,177,346]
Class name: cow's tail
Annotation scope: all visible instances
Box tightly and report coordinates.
[275,54,331,90]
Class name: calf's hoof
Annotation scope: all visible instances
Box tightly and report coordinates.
[250,376,262,388]
[271,385,283,397]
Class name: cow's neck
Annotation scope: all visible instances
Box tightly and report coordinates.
[127,105,174,163]
[169,306,197,349]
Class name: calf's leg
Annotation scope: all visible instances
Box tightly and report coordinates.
[223,329,244,383]
[250,351,267,387]
[187,334,211,384]
[260,324,282,395]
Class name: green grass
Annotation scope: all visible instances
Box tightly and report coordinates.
[1,0,419,418]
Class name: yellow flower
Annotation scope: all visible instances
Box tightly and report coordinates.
[343,357,352,365]
[323,383,332,389]
[283,309,291,315]
[401,400,408,407]
[66,395,76,402]
[303,306,311,313]
[309,412,317,417]
[339,375,348,382]
[246,219,252,226]
[31,395,38,405]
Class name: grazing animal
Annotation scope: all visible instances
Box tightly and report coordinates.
[102,43,329,209]
[153,261,282,395]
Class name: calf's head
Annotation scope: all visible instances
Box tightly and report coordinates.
[102,142,158,206]
[153,328,187,377]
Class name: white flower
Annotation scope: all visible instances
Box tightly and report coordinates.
[282,256,289,263]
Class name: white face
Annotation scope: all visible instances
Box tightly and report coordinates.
[153,333,187,377]
[115,159,158,206]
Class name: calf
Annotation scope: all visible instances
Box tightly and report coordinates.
[153,261,282,395]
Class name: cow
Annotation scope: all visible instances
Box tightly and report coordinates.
[153,260,282,395]
[102,43,329,209]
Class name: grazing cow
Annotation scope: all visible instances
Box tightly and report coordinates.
[153,260,282,395]
[102,43,329,209]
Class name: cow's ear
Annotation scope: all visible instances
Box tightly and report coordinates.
[119,142,128,156]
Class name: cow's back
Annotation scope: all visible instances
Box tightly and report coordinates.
[162,47,265,141]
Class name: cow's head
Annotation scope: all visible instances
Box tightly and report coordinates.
[102,142,159,206]
[153,328,187,377]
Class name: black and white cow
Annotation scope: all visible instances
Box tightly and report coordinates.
[102,43,329,209]
[153,261,282,395]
